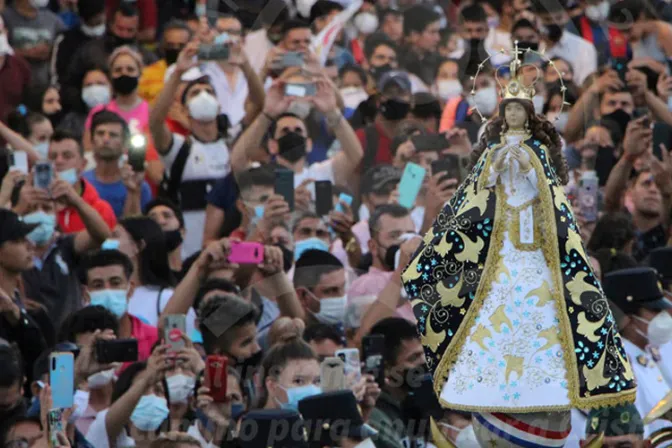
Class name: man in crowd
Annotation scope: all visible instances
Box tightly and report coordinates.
[294,249,347,327]
[398,4,441,87]
[144,198,186,279]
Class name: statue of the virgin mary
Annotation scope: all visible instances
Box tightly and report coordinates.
[402,46,636,446]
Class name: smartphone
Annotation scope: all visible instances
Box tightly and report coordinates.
[128,136,146,172]
[579,172,599,223]
[398,162,426,209]
[315,181,333,216]
[49,352,74,409]
[47,408,65,447]
[228,241,264,264]
[274,168,295,211]
[95,339,139,363]
[198,43,230,60]
[282,51,304,68]
[34,162,53,190]
[652,123,672,160]
[8,151,28,174]
[164,315,186,353]
[320,357,346,392]
[612,57,629,83]
[334,193,352,214]
[412,134,450,152]
[362,334,385,388]
[335,348,361,383]
[206,355,228,402]
[284,83,317,98]
[431,155,462,184]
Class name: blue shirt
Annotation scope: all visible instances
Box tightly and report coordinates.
[82,170,152,218]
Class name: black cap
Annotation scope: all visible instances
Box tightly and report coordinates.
[377,70,412,94]
[299,391,377,446]
[238,409,308,448]
[0,209,37,246]
[603,267,672,314]
[649,247,672,281]
[361,164,402,195]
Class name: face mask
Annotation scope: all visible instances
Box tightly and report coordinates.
[340,86,369,110]
[380,98,410,121]
[89,289,128,319]
[294,237,329,261]
[58,168,79,186]
[195,3,206,16]
[287,101,312,120]
[81,23,106,37]
[34,141,49,159]
[547,111,569,133]
[311,295,347,325]
[71,390,90,423]
[0,34,12,56]
[435,79,463,101]
[130,394,169,431]
[276,131,308,164]
[544,24,564,43]
[517,41,539,52]
[166,374,195,404]
[370,64,392,82]
[24,211,56,245]
[602,108,632,136]
[487,15,500,29]
[107,33,134,51]
[112,75,139,95]
[354,12,379,35]
[82,85,111,109]
[635,312,672,346]
[101,238,120,250]
[30,0,48,8]
[165,48,181,66]
[533,95,544,115]
[277,384,322,411]
[439,423,479,446]
[164,229,183,252]
[231,402,245,420]
[470,86,498,116]
[88,368,116,389]
[585,1,610,22]
[188,90,219,121]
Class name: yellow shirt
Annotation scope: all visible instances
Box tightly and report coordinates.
[138,59,167,105]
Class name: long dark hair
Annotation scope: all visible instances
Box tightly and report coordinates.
[120,217,175,288]
[470,98,569,185]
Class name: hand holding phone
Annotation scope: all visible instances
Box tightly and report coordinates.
[284,83,317,98]
[34,162,53,190]
[321,357,346,392]
[206,355,228,402]
[164,315,186,353]
[95,339,138,363]
[8,151,28,174]
[227,242,264,264]
[314,180,333,216]
[362,334,385,388]
[398,163,426,209]
[50,352,74,409]
[274,169,295,211]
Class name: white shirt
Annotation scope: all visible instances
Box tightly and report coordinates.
[294,159,335,199]
[187,423,218,448]
[127,285,197,336]
[86,409,135,448]
[244,28,273,75]
[541,32,597,85]
[203,62,249,127]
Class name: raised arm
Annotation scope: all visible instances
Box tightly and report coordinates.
[0,120,43,163]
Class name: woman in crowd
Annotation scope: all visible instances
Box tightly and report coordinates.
[0,110,53,162]
[61,67,112,146]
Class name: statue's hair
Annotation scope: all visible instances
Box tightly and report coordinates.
[470,99,569,185]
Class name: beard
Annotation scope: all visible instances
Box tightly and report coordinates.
[96,146,122,162]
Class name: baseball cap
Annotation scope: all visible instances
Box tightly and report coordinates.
[377,70,412,94]
[0,209,37,246]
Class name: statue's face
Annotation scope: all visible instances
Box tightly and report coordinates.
[504,101,528,130]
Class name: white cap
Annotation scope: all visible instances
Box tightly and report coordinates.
[164,63,205,83]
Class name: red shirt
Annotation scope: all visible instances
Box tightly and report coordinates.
[0,55,31,124]
[130,314,159,362]
[355,121,393,166]
[106,0,157,31]
[57,179,117,233]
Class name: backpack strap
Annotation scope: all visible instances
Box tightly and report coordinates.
[165,137,192,203]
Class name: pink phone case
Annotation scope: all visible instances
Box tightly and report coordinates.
[228,242,264,264]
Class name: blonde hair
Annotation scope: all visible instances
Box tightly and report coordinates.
[108,45,144,72]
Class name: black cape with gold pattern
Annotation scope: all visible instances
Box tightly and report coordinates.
[401,136,636,411]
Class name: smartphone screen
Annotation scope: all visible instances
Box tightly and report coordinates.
[285,83,316,97]
[8,151,28,174]
[579,174,599,223]
[412,134,450,152]
[274,169,295,211]
[315,181,333,216]
[34,162,52,190]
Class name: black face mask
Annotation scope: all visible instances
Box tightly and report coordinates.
[595,145,617,187]
[370,64,392,82]
[46,109,63,129]
[164,48,181,65]
[517,41,539,52]
[235,350,263,381]
[276,132,307,163]
[602,108,632,136]
[380,98,410,121]
[107,32,134,51]
[112,75,139,95]
[635,66,661,92]
[164,229,183,252]
[383,243,400,271]
[545,23,564,43]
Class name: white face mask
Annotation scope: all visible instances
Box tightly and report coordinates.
[0,33,13,56]
[166,374,196,404]
[81,23,106,37]
[547,111,569,133]
[71,390,90,423]
[340,86,369,110]
[187,90,219,121]
[439,423,479,446]
[469,86,498,117]
[635,312,672,346]
[82,84,111,109]
[585,1,610,22]
[311,295,347,325]
[533,95,544,115]
[354,12,379,35]
[88,368,116,389]
[435,79,463,101]
[30,0,49,8]
[287,101,312,120]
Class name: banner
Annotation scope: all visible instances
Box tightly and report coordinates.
[311,0,363,66]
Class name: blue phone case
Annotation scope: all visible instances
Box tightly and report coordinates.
[335,193,353,213]
[50,352,74,409]
[398,163,426,209]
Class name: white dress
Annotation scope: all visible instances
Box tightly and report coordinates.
[440,134,571,411]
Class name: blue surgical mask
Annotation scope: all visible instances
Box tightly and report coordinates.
[58,168,78,185]
[89,289,128,319]
[195,3,206,16]
[130,394,169,431]
[294,237,329,261]
[23,211,56,245]
[101,239,120,250]
[231,402,245,420]
[277,384,322,411]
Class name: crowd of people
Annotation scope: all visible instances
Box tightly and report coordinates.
[2,0,672,446]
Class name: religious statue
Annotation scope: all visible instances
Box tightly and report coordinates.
[402,44,636,446]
